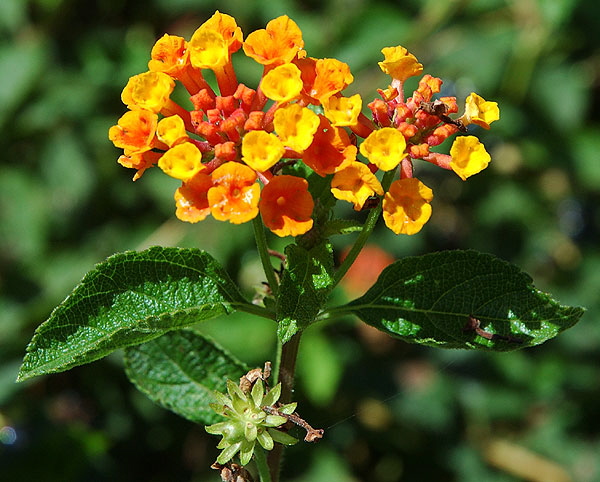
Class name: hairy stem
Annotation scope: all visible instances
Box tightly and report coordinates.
[268,333,302,482]
[253,215,280,297]
[254,447,272,482]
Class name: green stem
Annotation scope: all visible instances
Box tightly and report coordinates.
[254,447,272,482]
[253,215,279,297]
[235,302,277,321]
[331,170,396,289]
[268,332,302,482]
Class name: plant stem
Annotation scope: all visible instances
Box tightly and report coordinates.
[253,215,279,297]
[236,302,277,321]
[268,332,302,482]
[331,170,396,289]
[254,447,272,482]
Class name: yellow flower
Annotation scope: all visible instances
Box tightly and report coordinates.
[359,127,407,171]
[148,34,189,75]
[449,136,491,180]
[121,71,176,113]
[243,15,304,66]
[331,162,383,211]
[260,63,303,102]
[158,142,204,181]
[242,130,285,172]
[307,58,354,103]
[383,178,433,235]
[157,115,188,147]
[461,93,499,129]
[378,46,423,82]
[322,94,362,127]
[189,28,229,69]
[273,104,320,152]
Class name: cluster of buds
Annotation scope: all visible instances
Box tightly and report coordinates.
[206,376,298,466]
[109,11,499,236]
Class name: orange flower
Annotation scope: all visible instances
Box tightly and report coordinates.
[259,175,314,237]
[382,178,433,235]
[331,162,383,211]
[243,15,304,67]
[118,151,162,180]
[201,11,243,54]
[148,34,209,95]
[303,116,357,176]
[188,12,242,96]
[208,162,260,223]
[148,34,189,76]
[109,110,158,154]
[299,58,354,103]
[174,172,213,223]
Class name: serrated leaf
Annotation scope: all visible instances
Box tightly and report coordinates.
[124,330,246,425]
[277,241,334,343]
[341,250,583,351]
[18,247,248,381]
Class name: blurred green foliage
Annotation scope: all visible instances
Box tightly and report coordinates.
[1,0,599,480]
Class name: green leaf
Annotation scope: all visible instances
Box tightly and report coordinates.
[276,241,334,343]
[18,247,247,381]
[323,218,363,236]
[340,250,583,351]
[124,330,246,425]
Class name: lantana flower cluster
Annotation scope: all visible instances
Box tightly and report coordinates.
[109,11,499,236]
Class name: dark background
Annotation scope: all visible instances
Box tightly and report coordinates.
[1,0,599,480]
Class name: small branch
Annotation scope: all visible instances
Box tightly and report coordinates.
[253,216,280,297]
[263,406,324,443]
[331,169,396,289]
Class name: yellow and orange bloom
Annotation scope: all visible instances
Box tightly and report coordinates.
[243,15,304,67]
[331,162,383,211]
[303,116,357,175]
[383,178,433,235]
[109,110,159,154]
[174,173,213,223]
[111,12,498,237]
[449,136,491,180]
[259,175,314,237]
[208,162,260,224]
